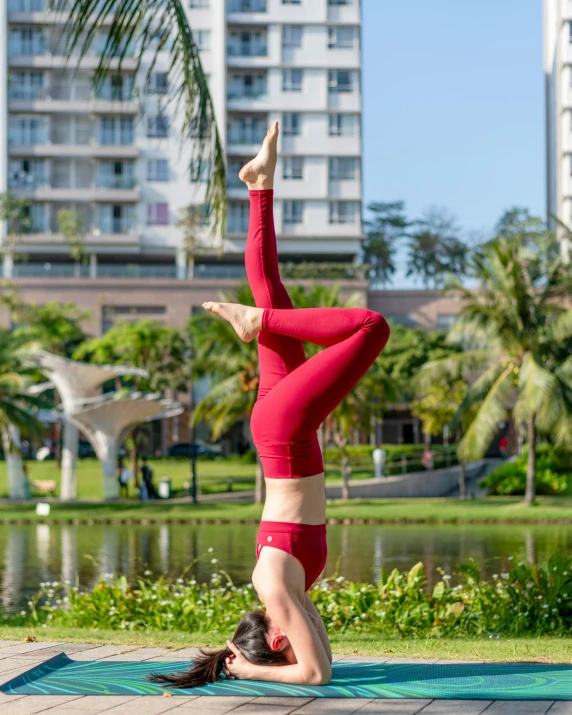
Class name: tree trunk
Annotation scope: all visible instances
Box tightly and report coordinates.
[2,425,25,499]
[54,418,62,468]
[101,445,120,500]
[458,461,466,500]
[255,452,264,504]
[524,415,536,506]
[60,419,78,500]
[341,451,351,500]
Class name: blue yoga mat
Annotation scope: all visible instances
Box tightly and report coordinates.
[2,653,572,699]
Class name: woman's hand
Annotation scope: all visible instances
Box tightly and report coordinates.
[222,641,257,681]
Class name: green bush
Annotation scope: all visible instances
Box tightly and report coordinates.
[8,553,572,639]
[481,449,570,496]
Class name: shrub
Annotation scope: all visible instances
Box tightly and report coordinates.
[481,449,570,496]
[7,553,572,639]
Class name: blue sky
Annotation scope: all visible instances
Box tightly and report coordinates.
[362,0,545,274]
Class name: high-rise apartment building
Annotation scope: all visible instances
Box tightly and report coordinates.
[0,0,363,288]
[545,0,572,260]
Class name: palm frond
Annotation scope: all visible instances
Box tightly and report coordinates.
[414,350,492,392]
[62,0,226,236]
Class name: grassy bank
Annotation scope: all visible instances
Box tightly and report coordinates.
[1,496,572,524]
[0,626,569,663]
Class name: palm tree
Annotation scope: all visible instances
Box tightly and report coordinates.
[190,283,362,503]
[417,238,572,505]
[0,332,46,498]
[62,0,225,234]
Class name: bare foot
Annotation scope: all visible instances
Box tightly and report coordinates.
[239,122,279,190]
[202,302,263,343]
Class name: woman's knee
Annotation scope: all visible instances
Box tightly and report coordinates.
[361,310,390,349]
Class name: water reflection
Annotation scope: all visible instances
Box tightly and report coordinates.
[0,523,571,611]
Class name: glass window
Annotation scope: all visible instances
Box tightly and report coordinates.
[190,160,211,182]
[329,157,358,180]
[329,114,357,136]
[228,203,249,232]
[228,73,267,98]
[147,159,169,182]
[329,201,358,224]
[189,0,208,7]
[329,70,354,92]
[196,30,211,51]
[328,0,353,5]
[282,69,303,92]
[228,116,267,144]
[229,0,267,10]
[147,72,168,95]
[228,30,267,56]
[282,25,303,49]
[283,113,301,136]
[328,26,355,49]
[147,203,169,225]
[282,0,301,3]
[283,157,304,180]
[147,115,169,138]
[283,200,304,224]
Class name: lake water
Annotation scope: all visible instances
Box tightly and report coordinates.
[1,523,571,611]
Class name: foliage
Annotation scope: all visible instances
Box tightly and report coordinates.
[411,380,466,439]
[12,553,572,639]
[177,205,204,279]
[0,192,31,262]
[61,0,226,236]
[363,201,410,287]
[279,262,363,281]
[74,320,191,393]
[481,448,571,496]
[406,207,467,288]
[417,236,572,504]
[56,209,87,264]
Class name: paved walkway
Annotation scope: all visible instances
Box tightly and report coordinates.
[0,641,569,715]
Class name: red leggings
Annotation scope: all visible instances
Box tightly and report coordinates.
[247,190,390,479]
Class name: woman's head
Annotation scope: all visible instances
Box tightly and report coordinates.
[148,610,290,689]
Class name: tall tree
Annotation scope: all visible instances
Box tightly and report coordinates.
[362,201,409,287]
[406,207,467,287]
[57,209,87,276]
[62,0,226,235]
[0,331,46,498]
[417,238,572,505]
[0,192,31,279]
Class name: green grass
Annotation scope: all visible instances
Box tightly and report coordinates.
[0,626,570,662]
[1,495,572,524]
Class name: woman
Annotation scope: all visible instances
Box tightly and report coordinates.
[153,122,390,688]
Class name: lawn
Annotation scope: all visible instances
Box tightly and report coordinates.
[0,495,572,524]
[0,626,569,663]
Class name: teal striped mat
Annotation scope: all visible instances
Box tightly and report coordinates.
[2,654,572,700]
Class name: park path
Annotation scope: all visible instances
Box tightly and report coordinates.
[0,640,568,715]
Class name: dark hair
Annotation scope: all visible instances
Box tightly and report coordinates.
[148,611,287,689]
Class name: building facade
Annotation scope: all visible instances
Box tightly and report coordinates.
[1,0,364,297]
[545,0,572,261]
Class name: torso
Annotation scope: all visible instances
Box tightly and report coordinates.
[261,472,326,525]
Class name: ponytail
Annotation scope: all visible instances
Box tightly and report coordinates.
[148,610,287,689]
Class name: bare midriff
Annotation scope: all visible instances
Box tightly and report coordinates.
[261,472,326,525]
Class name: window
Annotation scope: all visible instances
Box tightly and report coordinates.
[147,115,169,138]
[147,203,169,225]
[146,72,168,95]
[282,25,303,49]
[8,117,48,145]
[436,314,458,331]
[329,70,354,92]
[9,71,45,100]
[228,30,267,56]
[329,113,357,136]
[282,69,303,92]
[147,159,169,182]
[99,204,135,233]
[8,158,47,188]
[329,157,358,180]
[228,116,267,144]
[228,203,249,232]
[190,160,211,182]
[283,112,301,136]
[97,161,134,188]
[328,26,355,49]
[8,29,46,56]
[196,30,211,51]
[283,157,304,180]
[329,201,358,224]
[99,117,134,145]
[189,0,208,7]
[229,0,267,10]
[97,74,133,101]
[228,73,267,99]
[282,0,301,3]
[283,200,304,224]
[328,0,354,5]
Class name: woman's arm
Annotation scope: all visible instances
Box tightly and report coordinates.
[304,594,332,664]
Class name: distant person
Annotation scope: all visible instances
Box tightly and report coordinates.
[499,435,509,458]
[22,463,31,500]
[141,457,157,499]
[119,465,132,498]
[422,446,434,471]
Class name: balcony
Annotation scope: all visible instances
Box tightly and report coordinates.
[228,0,267,12]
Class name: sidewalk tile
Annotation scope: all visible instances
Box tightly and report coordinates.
[292,699,373,714]
[104,649,176,662]
[231,704,302,715]
[0,643,60,656]
[164,648,203,660]
[358,701,432,714]
[247,697,314,706]
[59,696,140,710]
[547,704,572,714]
[102,695,196,714]
[0,695,82,715]
[72,646,137,661]
[169,695,254,711]
[484,702,554,715]
[417,701,492,714]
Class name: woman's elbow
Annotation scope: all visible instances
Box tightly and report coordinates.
[308,666,332,686]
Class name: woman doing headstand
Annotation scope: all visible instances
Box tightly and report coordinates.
[154,122,390,688]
